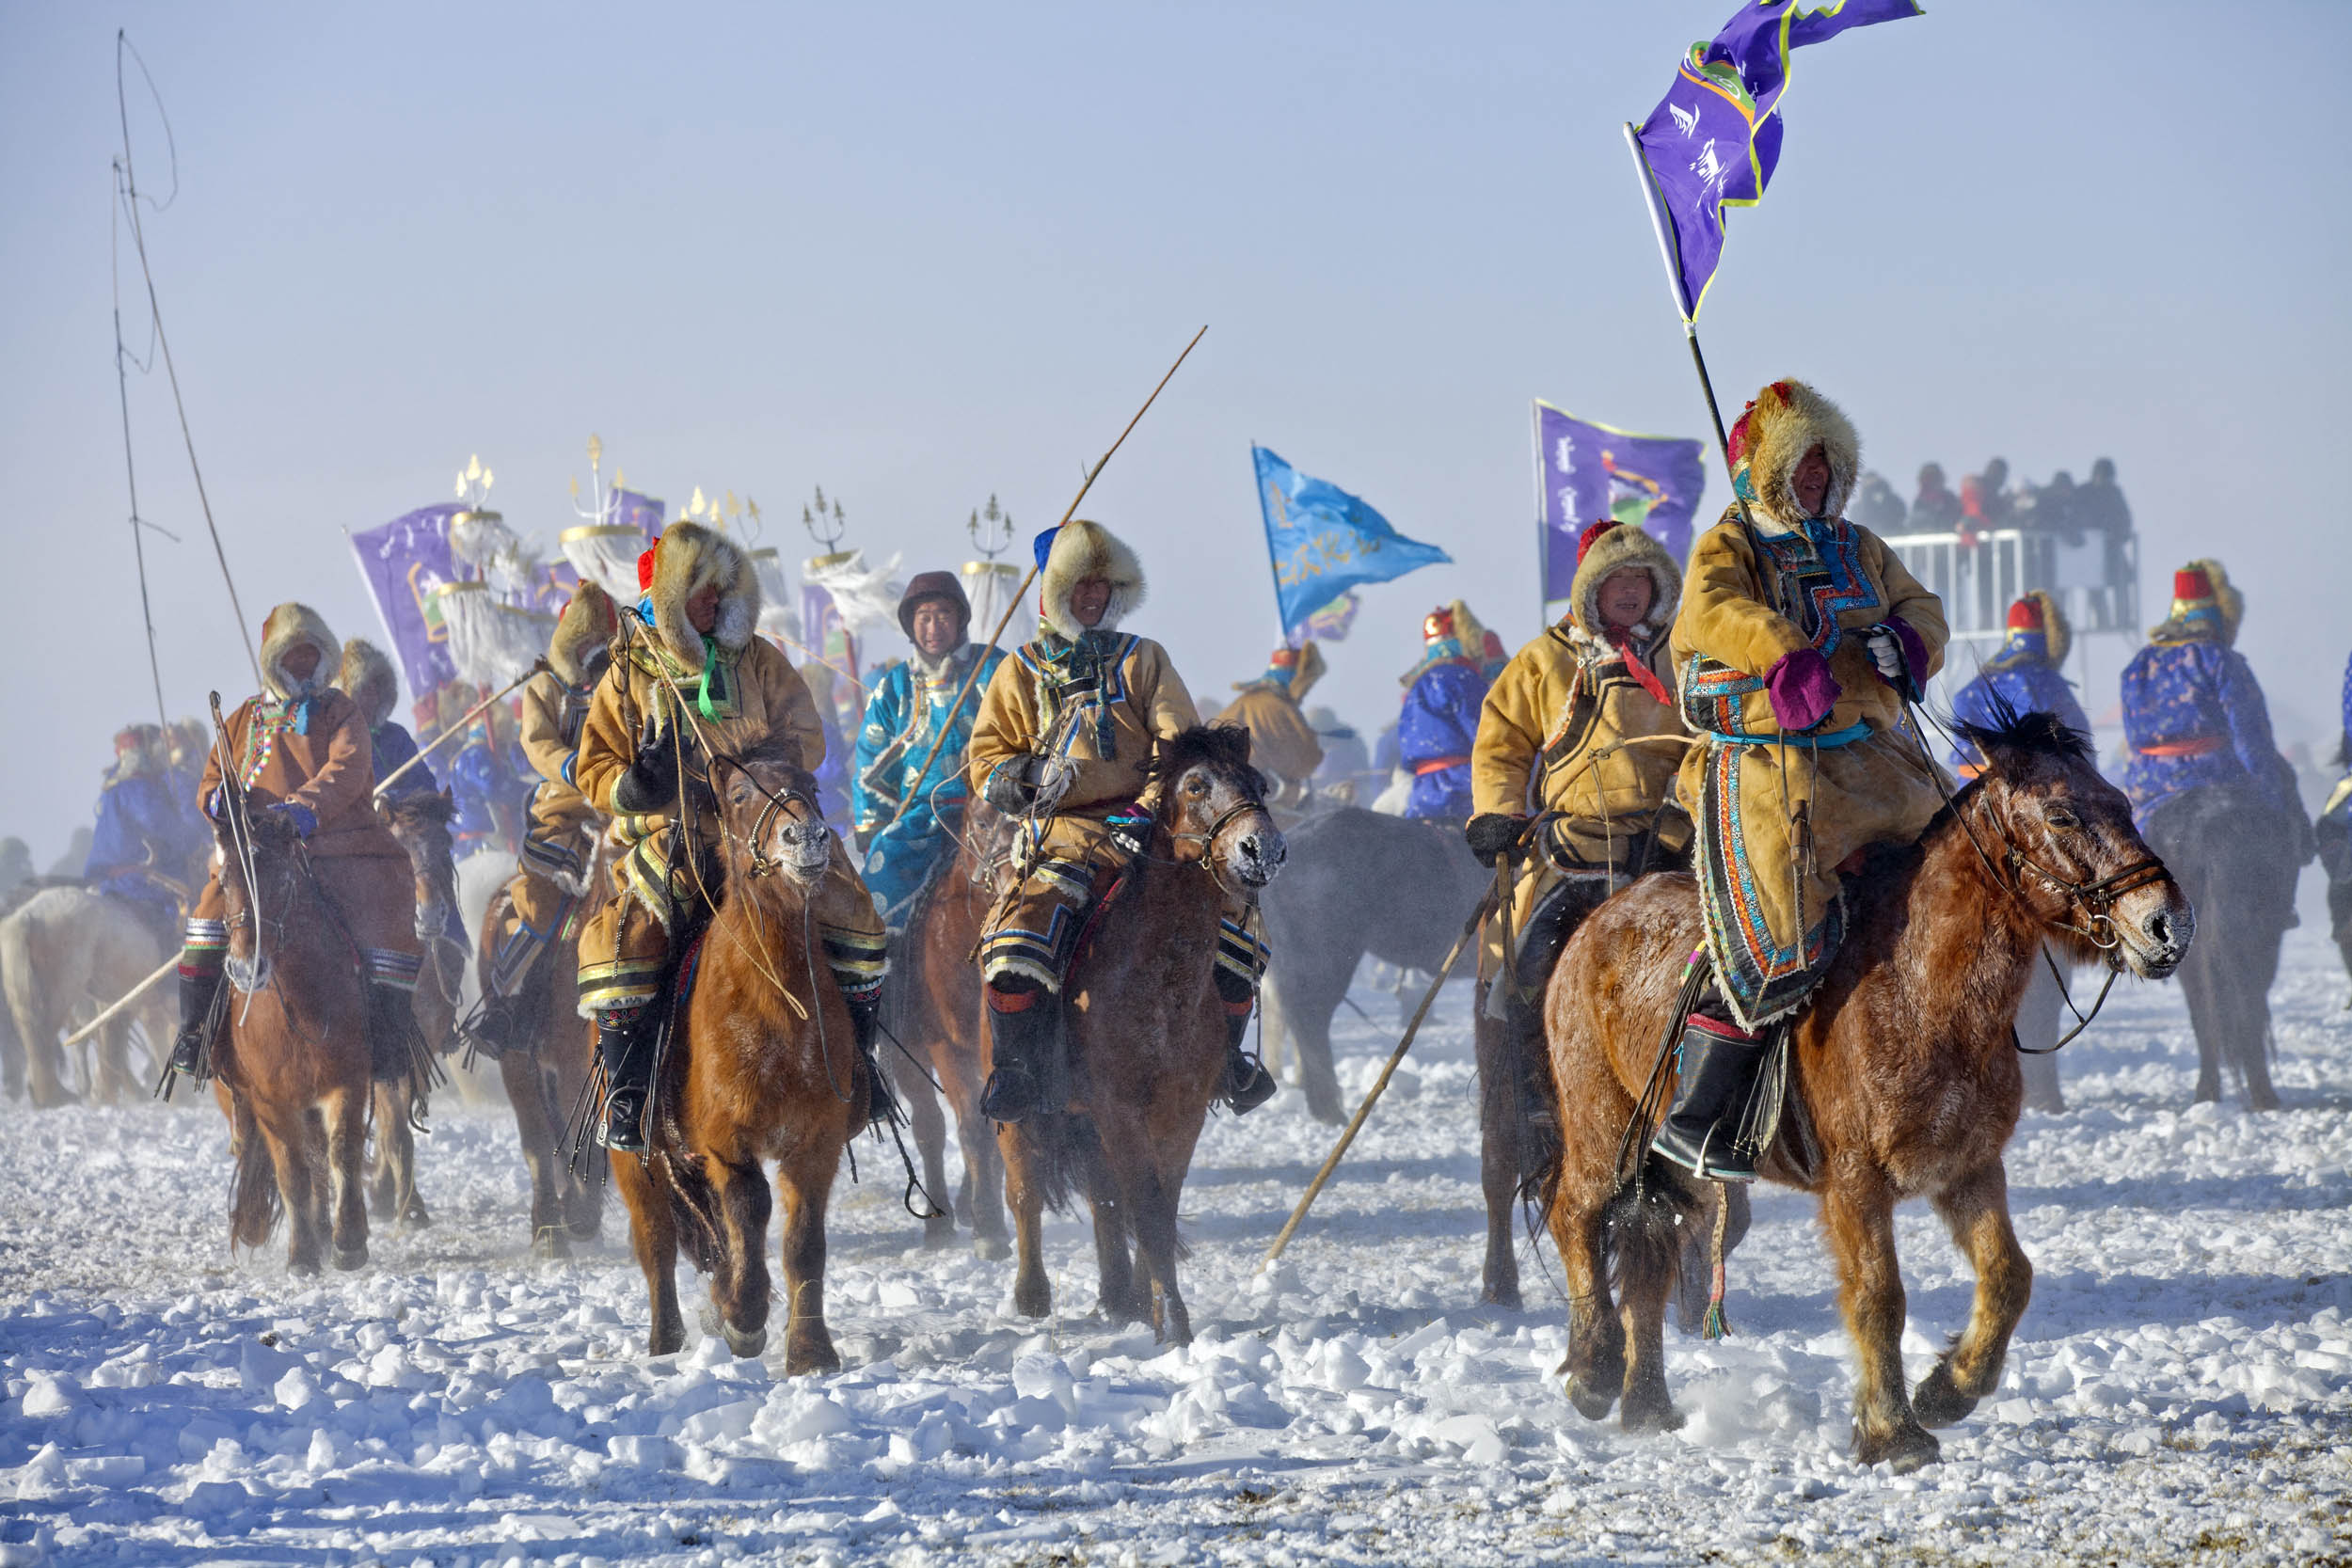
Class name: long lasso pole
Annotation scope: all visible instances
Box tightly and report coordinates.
[863,325,1210,842]
[370,661,546,800]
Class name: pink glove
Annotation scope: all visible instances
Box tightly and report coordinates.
[1764,647,1842,733]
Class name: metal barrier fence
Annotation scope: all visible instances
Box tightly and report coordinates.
[1879,526,2137,645]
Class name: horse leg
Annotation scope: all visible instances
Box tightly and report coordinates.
[1111,1134,1192,1348]
[1823,1172,1937,1471]
[1475,1000,1524,1309]
[611,1152,686,1356]
[1001,1127,1054,1320]
[2236,927,2282,1112]
[323,1086,371,1272]
[97,1016,139,1105]
[501,1049,567,1259]
[2180,942,2226,1104]
[1287,958,1351,1127]
[775,1142,844,1375]
[1611,1181,1685,1433]
[705,1154,774,1359]
[1546,1173,1623,1421]
[260,1109,324,1275]
[368,1079,421,1227]
[1912,1160,2031,1429]
[960,1102,1010,1260]
[891,1053,957,1251]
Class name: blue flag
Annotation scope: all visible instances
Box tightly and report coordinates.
[1534,404,1708,601]
[1633,0,1923,321]
[1253,446,1449,640]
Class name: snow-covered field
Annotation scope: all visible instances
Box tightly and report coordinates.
[3,931,2349,1567]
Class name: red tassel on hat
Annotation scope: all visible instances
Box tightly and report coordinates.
[637,542,659,592]
[2006,597,2043,633]
[1576,518,1618,567]
[2172,567,2214,602]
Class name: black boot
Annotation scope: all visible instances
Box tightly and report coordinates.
[1217,974,1277,1116]
[596,1006,655,1153]
[365,982,418,1082]
[457,990,523,1062]
[843,988,898,1127]
[168,968,226,1080]
[981,983,1057,1123]
[1649,1015,1770,1182]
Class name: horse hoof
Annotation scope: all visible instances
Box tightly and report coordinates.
[290,1259,322,1279]
[921,1220,958,1253]
[401,1199,432,1230]
[1014,1282,1053,1320]
[2249,1086,2280,1113]
[532,1230,570,1261]
[1911,1365,1981,1429]
[1620,1395,1684,1434]
[647,1326,685,1357]
[785,1333,842,1376]
[1854,1420,1940,1472]
[972,1234,1010,1263]
[1565,1375,1618,1422]
[331,1245,368,1273]
[1479,1281,1524,1312]
[723,1323,768,1359]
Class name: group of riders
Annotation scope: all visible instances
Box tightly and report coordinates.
[63,374,2343,1191]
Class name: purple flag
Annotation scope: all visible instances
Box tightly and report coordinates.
[1633,0,1923,320]
[1287,590,1360,648]
[348,503,466,705]
[1535,402,1708,600]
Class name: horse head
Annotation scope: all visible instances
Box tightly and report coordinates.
[381,787,460,944]
[1149,725,1286,897]
[713,746,833,890]
[1958,705,2193,980]
[209,785,305,994]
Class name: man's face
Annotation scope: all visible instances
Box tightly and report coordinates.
[1596,568,1655,630]
[911,598,961,657]
[1792,444,1833,517]
[1070,577,1113,629]
[282,642,322,684]
[686,584,722,636]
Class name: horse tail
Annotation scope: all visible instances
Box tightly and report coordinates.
[659,1152,727,1275]
[226,1094,282,1251]
[1600,1156,1692,1303]
[1009,1112,1096,1216]
[0,909,40,1073]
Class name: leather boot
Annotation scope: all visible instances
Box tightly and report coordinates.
[844,989,898,1127]
[457,990,522,1062]
[1217,974,1277,1115]
[596,1006,655,1153]
[168,968,226,1079]
[1649,1014,1770,1182]
[981,984,1056,1123]
[365,982,417,1082]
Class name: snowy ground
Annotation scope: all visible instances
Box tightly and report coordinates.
[3,931,2349,1567]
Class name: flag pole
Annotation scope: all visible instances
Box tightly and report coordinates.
[1251,442,1292,645]
[1529,400,1548,627]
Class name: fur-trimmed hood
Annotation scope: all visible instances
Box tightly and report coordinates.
[1728,378,1861,531]
[260,602,340,702]
[1037,518,1146,641]
[2187,557,2243,646]
[548,578,620,686]
[644,521,758,671]
[336,638,401,729]
[1566,521,1681,640]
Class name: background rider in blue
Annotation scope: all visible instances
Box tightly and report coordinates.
[84,723,210,947]
[1397,605,1491,821]
[851,571,1007,931]
[2120,561,2308,841]
[1947,591,2093,772]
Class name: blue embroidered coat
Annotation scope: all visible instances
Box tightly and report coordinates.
[1397,652,1489,818]
[84,772,208,916]
[851,643,1007,928]
[1947,641,2092,771]
[369,721,439,800]
[2119,631,2300,820]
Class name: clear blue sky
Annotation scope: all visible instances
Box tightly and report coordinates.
[4,2,2345,857]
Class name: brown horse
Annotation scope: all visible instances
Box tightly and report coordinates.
[474,854,607,1259]
[1000,726,1285,1344]
[894,799,1016,1259]
[1542,710,2192,1470]
[607,746,865,1371]
[372,789,464,1228]
[207,792,379,1275]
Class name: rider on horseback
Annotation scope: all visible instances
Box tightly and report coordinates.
[1658,379,1949,1182]
[1947,592,2092,775]
[169,603,426,1082]
[85,722,209,953]
[336,639,443,801]
[850,572,1007,932]
[966,519,1276,1123]
[1396,606,1492,821]
[574,522,891,1153]
[1466,518,1692,1041]
[463,580,618,1055]
[1212,643,1327,816]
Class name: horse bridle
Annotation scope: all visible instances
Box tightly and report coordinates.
[1167,797,1274,900]
[739,782,828,880]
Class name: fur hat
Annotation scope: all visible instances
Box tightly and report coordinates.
[1727,378,1861,528]
[548,579,619,686]
[2185,557,2242,645]
[644,522,759,670]
[1566,520,1681,639]
[1036,519,1146,641]
[897,571,971,641]
[259,602,339,702]
[2011,590,2070,668]
[336,638,402,729]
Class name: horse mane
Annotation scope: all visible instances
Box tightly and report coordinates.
[1950,692,2093,769]
[384,791,458,828]
[716,741,819,801]
[1141,725,1266,803]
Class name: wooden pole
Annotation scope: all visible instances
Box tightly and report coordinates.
[57,954,179,1052]
[864,325,1210,841]
[1260,883,1499,1269]
[371,660,546,800]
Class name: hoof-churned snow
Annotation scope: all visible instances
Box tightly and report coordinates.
[2,933,2348,1565]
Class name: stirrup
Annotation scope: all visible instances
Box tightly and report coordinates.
[1650,1120,1756,1183]
[599,1086,649,1153]
[1222,1050,1277,1115]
